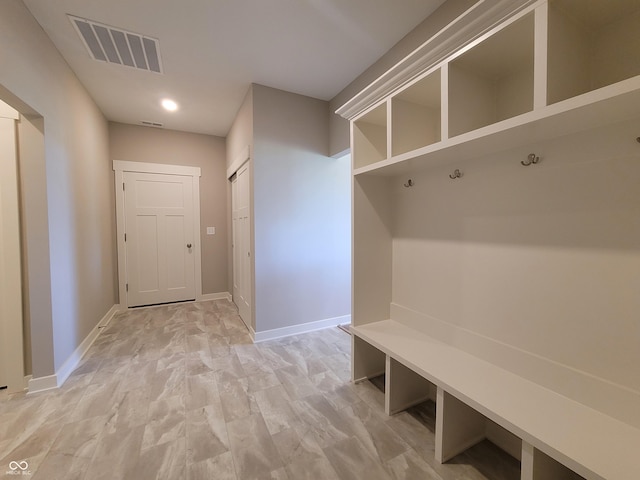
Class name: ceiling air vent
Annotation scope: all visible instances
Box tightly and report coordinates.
[141,121,164,128]
[69,15,163,73]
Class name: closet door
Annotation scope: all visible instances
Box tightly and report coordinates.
[232,162,251,328]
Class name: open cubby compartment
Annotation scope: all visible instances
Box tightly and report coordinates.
[436,388,522,466]
[391,68,441,156]
[521,443,586,480]
[353,102,388,169]
[547,0,640,105]
[385,356,435,415]
[352,335,385,383]
[448,11,535,137]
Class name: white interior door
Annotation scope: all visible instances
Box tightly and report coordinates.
[232,162,251,327]
[124,171,196,307]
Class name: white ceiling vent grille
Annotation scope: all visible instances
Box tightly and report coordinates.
[69,15,163,73]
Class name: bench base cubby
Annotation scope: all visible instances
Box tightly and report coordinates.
[522,443,586,480]
[386,356,435,415]
[352,333,435,416]
[352,334,385,383]
[436,387,522,465]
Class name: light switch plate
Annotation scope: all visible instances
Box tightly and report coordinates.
[206,227,215,235]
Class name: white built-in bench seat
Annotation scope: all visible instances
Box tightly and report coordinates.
[351,320,640,480]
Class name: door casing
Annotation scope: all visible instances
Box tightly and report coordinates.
[113,160,202,309]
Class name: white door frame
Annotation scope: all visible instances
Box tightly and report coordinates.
[113,160,202,309]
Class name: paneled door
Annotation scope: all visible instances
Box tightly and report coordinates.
[232,162,251,327]
[124,172,196,307]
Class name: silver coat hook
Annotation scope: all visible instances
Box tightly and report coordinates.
[449,169,462,179]
[521,153,540,166]
[404,179,414,188]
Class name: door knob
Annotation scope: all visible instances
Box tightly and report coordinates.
[187,243,192,249]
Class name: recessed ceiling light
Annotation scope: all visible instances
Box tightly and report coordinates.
[161,99,178,111]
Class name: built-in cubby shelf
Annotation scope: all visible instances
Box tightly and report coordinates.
[391,69,441,156]
[353,102,387,169]
[350,0,640,177]
[448,12,535,137]
[547,0,640,105]
[354,77,640,177]
[346,1,640,480]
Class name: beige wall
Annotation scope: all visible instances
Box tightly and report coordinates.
[328,0,477,156]
[226,87,254,170]
[0,0,116,376]
[225,85,352,334]
[252,85,351,333]
[109,123,230,295]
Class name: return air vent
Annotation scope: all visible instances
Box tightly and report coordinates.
[69,15,163,73]
[141,121,164,128]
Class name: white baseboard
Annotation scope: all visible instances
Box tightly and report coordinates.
[28,304,120,395]
[23,374,32,391]
[27,374,58,394]
[253,314,351,343]
[199,292,232,302]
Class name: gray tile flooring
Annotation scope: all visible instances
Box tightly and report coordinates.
[0,300,519,479]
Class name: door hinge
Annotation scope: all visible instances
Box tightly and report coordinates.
[123,182,125,191]
[126,283,128,292]
[124,233,127,242]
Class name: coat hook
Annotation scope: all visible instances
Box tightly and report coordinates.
[403,179,414,188]
[521,153,540,166]
[449,169,462,179]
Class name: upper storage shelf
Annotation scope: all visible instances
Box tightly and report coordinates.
[391,69,441,156]
[349,0,640,177]
[547,0,640,105]
[353,102,387,169]
[449,12,535,137]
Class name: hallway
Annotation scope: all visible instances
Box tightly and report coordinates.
[0,300,517,479]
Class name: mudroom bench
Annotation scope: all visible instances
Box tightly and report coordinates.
[352,320,640,480]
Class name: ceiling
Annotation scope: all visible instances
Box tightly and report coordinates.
[23,0,446,137]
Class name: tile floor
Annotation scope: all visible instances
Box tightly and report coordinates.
[0,300,519,479]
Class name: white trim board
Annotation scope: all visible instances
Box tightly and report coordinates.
[200,292,232,302]
[27,373,58,394]
[28,304,120,394]
[113,160,201,177]
[253,315,351,343]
